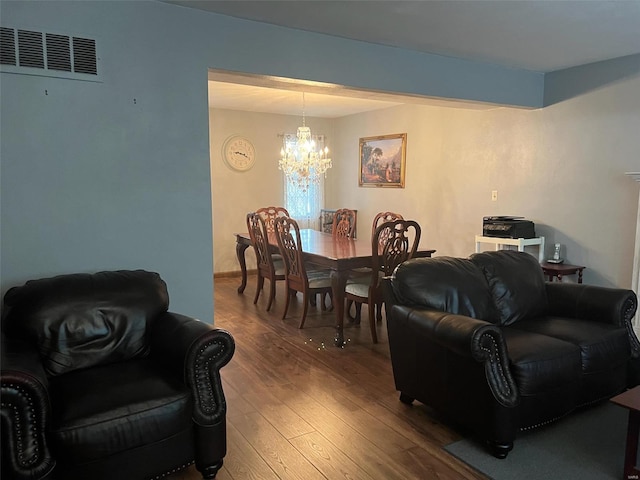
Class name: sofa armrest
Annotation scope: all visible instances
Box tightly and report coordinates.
[148,312,235,425]
[545,283,639,357]
[393,305,519,408]
[1,336,55,480]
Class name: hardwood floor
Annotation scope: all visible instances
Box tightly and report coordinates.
[167,275,488,480]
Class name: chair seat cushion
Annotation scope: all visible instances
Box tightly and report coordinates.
[273,258,286,276]
[345,271,383,298]
[306,269,332,289]
[502,327,582,395]
[49,358,192,464]
[511,317,630,374]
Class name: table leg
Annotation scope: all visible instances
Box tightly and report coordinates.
[578,269,584,284]
[235,242,250,294]
[331,270,348,347]
[624,410,640,480]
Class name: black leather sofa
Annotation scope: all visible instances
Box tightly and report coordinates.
[1,270,235,480]
[382,250,639,458]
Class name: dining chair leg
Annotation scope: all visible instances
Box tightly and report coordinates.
[368,299,378,344]
[299,292,310,329]
[266,280,276,311]
[253,275,264,304]
[320,293,327,311]
[282,286,292,320]
[353,303,362,324]
[326,292,334,311]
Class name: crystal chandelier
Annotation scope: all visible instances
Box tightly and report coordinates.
[279,93,332,191]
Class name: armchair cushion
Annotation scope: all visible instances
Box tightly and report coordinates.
[512,317,630,375]
[49,358,191,464]
[3,270,169,376]
[501,328,581,395]
[392,257,494,321]
[471,250,548,326]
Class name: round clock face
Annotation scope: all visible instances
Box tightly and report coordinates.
[223,135,255,172]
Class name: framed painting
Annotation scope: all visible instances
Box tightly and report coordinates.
[359,133,406,188]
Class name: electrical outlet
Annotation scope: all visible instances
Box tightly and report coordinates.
[491,190,498,201]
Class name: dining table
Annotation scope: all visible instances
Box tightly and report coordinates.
[235,228,436,347]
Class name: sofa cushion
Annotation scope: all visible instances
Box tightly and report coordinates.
[512,317,630,374]
[48,358,192,463]
[502,327,582,395]
[392,257,494,321]
[3,270,169,376]
[471,250,548,326]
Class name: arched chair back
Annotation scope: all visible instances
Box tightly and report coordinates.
[246,212,285,311]
[274,216,332,328]
[256,206,289,233]
[332,208,357,238]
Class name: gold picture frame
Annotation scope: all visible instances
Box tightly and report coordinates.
[359,133,406,188]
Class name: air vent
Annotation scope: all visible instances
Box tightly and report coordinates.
[18,29,44,68]
[73,37,96,75]
[0,26,100,81]
[0,27,16,65]
[46,33,71,72]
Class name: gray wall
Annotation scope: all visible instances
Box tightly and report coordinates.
[1,1,637,321]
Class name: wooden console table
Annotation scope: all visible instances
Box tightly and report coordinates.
[475,235,546,262]
[540,262,585,283]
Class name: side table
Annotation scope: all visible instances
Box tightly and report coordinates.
[611,386,640,480]
[540,262,585,283]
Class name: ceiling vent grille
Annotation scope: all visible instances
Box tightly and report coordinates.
[0,26,100,81]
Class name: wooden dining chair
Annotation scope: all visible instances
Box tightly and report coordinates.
[332,208,357,238]
[274,216,333,328]
[344,219,421,343]
[246,212,286,312]
[348,211,405,320]
[256,206,289,233]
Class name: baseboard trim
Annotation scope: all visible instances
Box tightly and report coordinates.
[214,269,257,279]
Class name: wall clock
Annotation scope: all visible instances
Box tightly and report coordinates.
[223,135,255,172]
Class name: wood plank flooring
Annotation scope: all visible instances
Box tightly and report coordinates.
[167,275,488,480]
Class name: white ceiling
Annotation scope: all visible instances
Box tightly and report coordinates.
[167,0,640,117]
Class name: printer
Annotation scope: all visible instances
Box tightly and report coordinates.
[482,216,536,239]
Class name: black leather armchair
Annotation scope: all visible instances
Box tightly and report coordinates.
[383,251,639,458]
[1,270,235,480]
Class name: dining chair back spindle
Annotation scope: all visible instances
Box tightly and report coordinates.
[345,219,421,343]
[275,216,333,328]
[247,212,285,311]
